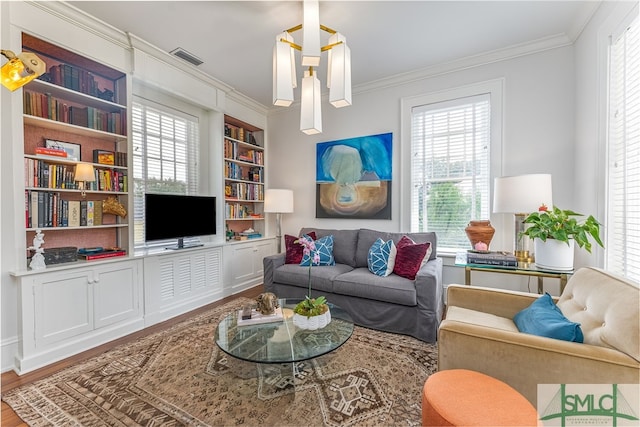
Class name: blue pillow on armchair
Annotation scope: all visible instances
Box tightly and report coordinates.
[513,293,584,343]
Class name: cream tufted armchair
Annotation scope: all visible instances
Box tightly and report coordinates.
[438,267,640,405]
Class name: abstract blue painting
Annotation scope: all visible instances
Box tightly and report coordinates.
[316,132,392,219]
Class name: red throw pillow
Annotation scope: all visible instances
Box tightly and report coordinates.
[284,232,317,264]
[393,235,431,280]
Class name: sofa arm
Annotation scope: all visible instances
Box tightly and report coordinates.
[263,253,285,292]
[446,284,547,319]
[438,319,640,405]
[415,257,444,311]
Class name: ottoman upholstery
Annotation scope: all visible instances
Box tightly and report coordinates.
[422,369,539,426]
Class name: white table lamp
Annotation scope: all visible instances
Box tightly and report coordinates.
[493,174,553,262]
[264,189,294,253]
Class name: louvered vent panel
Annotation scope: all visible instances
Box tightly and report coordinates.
[159,261,175,301]
[207,249,222,288]
[177,258,192,295]
[192,254,206,289]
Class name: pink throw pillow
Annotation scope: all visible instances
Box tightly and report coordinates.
[393,235,431,280]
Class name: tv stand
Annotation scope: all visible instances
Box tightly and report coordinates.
[165,238,204,250]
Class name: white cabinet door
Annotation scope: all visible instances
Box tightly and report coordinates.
[225,239,276,293]
[33,269,94,348]
[94,261,142,329]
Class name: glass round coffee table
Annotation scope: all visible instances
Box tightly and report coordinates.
[215,298,354,365]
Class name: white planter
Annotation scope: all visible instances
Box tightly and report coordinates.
[534,238,575,271]
[293,309,331,330]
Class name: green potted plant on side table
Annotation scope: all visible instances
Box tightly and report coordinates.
[522,204,604,271]
[292,235,331,330]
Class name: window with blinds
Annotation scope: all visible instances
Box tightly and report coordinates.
[606,13,639,282]
[132,98,200,247]
[410,94,491,251]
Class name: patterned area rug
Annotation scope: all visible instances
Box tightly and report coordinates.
[2,297,438,426]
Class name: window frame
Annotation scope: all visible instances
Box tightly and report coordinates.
[401,79,504,254]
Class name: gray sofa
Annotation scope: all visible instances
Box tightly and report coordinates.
[263,228,444,342]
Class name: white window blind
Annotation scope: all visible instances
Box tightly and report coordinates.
[411,94,491,251]
[607,13,640,282]
[132,98,200,247]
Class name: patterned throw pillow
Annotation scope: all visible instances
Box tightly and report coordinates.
[367,238,397,276]
[300,235,335,266]
[284,232,317,264]
[393,236,432,280]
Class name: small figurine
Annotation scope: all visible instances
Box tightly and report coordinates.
[256,292,279,315]
[29,229,46,270]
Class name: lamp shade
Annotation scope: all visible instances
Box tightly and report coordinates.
[300,69,322,135]
[301,0,321,67]
[74,163,96,182]
[327,33,352,108]
[264,189,294,213]
[493,174,553,214]
[273,32,296,107]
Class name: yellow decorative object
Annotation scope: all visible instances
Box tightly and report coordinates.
[103,196,127,218]
[1,49,46,91]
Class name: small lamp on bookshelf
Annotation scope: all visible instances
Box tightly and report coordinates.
[74,164,96,197]
[1,49,46,91]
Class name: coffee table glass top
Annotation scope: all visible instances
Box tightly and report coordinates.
[214,298,354,364]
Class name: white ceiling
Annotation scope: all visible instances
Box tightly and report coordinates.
[67,1,601,108]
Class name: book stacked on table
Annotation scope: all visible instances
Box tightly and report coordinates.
[78,247,127,260]
[466,251,517,266]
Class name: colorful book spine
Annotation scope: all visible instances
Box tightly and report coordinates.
[466,252,518,266]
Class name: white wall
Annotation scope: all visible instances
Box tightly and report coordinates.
[267,44,575,291]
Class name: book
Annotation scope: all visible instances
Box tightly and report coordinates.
[93,200,103,226]
[68,200,81,227]
[35,147,67,158]
[467,251,517,267]
[236,307,284,326]
[79,249,127,260]
[86,201,94,226]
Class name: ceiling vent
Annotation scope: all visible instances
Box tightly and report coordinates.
[170,47,204,66]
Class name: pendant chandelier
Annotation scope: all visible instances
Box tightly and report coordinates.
[273,0,352,135]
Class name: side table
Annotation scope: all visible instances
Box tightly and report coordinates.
[455,253,572,294]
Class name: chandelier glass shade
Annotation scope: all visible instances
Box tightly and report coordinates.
[273,0,352,134]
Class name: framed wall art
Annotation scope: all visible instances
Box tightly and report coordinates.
[45,139,81,161]
[316,132,392,219]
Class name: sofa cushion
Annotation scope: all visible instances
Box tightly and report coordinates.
[393,236,432,280]
[300,228,358,267]
[332,267,417,306]
[284,232,317,264]
[446,306,519,332]
[557,267,640,362]
[300,235,335,266]
[273,263,354,294]
[356,229,438,267]
[513,293,584,343]
[367,238,397,276]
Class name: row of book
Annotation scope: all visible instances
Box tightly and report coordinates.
[78,248,127,261]
[25,191,108,228]
[24,158,128,192]
[466,251,518,266]
[23,90,126,136]
[43,63,102,99]
[224,124,257,145]
[224,182,264,201]
[224,139,264,165]
[224,161,263,183]
[225,203,261,220]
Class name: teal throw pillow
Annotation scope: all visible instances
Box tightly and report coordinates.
[300,235,335,266]
[513,293,584,343]
[367,238,397,277]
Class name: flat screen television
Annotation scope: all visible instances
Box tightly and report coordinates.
[145,193,216,249]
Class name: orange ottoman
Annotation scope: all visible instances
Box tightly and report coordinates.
[422,369,539,426]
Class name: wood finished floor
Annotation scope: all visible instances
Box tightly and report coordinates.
[1,285,264,426]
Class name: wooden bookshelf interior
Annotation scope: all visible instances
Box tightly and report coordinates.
[223,115,265,240]
[21,33,129,266]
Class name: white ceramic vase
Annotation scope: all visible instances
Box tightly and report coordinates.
[293,309,331,330]
[534,238,575,271]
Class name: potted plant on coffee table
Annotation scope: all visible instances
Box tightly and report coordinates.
[292,235,331,330]
[522,204,604,271]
